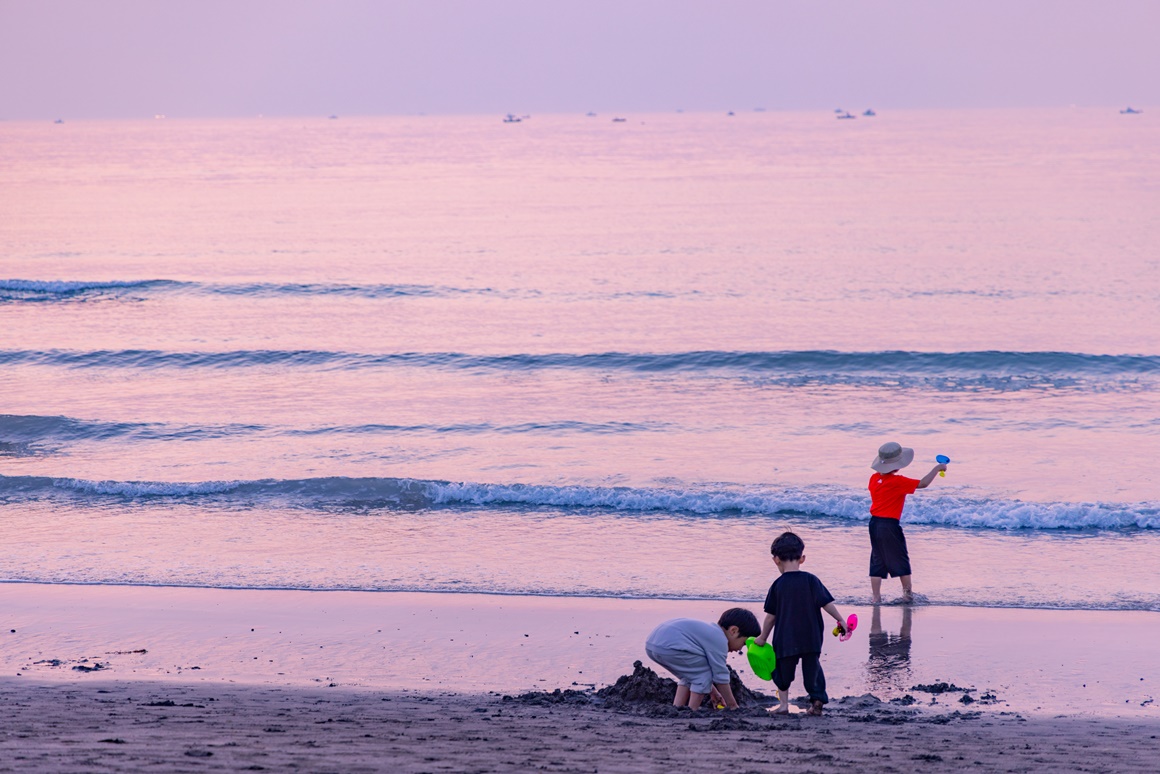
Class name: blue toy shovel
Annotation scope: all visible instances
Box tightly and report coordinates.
[936,454,950,477]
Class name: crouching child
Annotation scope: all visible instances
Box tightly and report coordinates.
[645,608,760,710]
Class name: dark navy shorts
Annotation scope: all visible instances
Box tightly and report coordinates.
[869,516,911,578]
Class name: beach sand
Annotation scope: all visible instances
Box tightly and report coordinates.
[2,583,1158,771]
[2,678,1159,772]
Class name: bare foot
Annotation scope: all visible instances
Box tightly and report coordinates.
[772,705,790,715]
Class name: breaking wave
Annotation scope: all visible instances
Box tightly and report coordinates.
[0,414,667,453]
[0,278,507,301]
[0,278,713,303]
[1,473,1155,531]
[2,349,1156,393]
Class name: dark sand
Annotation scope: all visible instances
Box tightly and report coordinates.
[3,584,1158,771]
[3,670,1159,773]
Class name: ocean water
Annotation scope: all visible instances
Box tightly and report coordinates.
[2,109,1158,612]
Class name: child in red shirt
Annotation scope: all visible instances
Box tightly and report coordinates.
[868,442,947,603]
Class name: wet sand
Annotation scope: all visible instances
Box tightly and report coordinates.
[2,583,1158,771]
[2,678,1159,773]
[5,583,1158,715]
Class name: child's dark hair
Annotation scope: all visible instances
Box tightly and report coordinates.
[718,607,760,638]
[771,531,805,562]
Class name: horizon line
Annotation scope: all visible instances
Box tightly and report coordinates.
[1,104,1151,123]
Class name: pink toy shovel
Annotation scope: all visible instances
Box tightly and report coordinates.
[832,613,858,642]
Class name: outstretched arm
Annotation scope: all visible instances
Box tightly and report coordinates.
[917,464,948,489]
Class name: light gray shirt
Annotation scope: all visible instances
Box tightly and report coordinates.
[645,618,730,685]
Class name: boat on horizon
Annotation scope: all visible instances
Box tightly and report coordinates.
[837,111,856,120]
[863,109,876,117]
[1120,107,1142,114]
[503,114,522,123]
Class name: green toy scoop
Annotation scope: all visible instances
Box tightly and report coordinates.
[745,637,776,680]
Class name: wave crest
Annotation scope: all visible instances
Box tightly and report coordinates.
[1,474,1154,531]
[1,349,1156,393]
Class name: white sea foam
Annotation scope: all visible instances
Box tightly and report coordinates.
[52,477,242,497]
[1,474,1154,531]
[428,480,1159,531]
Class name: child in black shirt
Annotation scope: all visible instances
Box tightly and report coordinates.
[753,531,849,716]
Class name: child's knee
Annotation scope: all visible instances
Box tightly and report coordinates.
[688,674,713,696]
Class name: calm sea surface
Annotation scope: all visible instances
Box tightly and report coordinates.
[2,110,1158,611]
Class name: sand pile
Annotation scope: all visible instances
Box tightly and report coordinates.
[594,661,679,706]
[505,661,771,713]
[601,660,771,707]
[911,681,968,694]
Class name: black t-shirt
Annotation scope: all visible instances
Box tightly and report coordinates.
[763,571,835,658]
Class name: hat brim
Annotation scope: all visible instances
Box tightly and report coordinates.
[871,446,914,473]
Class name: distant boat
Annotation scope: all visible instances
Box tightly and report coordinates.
[611,117,627,122]
[863,109,876,117]
[837,111,856,120]
[586,111,597,117]
[328,115,338,120]
[503,114,522,123]
[53,118,64,124]
[727,111,735,116]
[1120,107,1142,114]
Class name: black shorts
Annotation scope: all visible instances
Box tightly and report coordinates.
[868,516,911,578]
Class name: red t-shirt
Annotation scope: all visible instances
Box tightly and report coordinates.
[868,472,920,519]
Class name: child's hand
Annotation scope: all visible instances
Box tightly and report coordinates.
[753,635,767,647]
[935,463,948,474]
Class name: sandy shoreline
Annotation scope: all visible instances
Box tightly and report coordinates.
[5,583,1158,715]
[2,582,1159,771]
[1,677,1158,773]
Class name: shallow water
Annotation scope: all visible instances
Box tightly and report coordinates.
[5,586,1158,719]
[2,109,1158,610]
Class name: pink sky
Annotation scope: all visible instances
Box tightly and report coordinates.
[1,0,1158,119]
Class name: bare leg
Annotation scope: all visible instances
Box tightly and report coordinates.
[673,685,690,707]
[774,687,790,714]
[900,575,913,602]
[688,691,706,710]
[870,576,882,604]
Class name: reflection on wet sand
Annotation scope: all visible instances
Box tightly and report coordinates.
[866,605,913,692]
